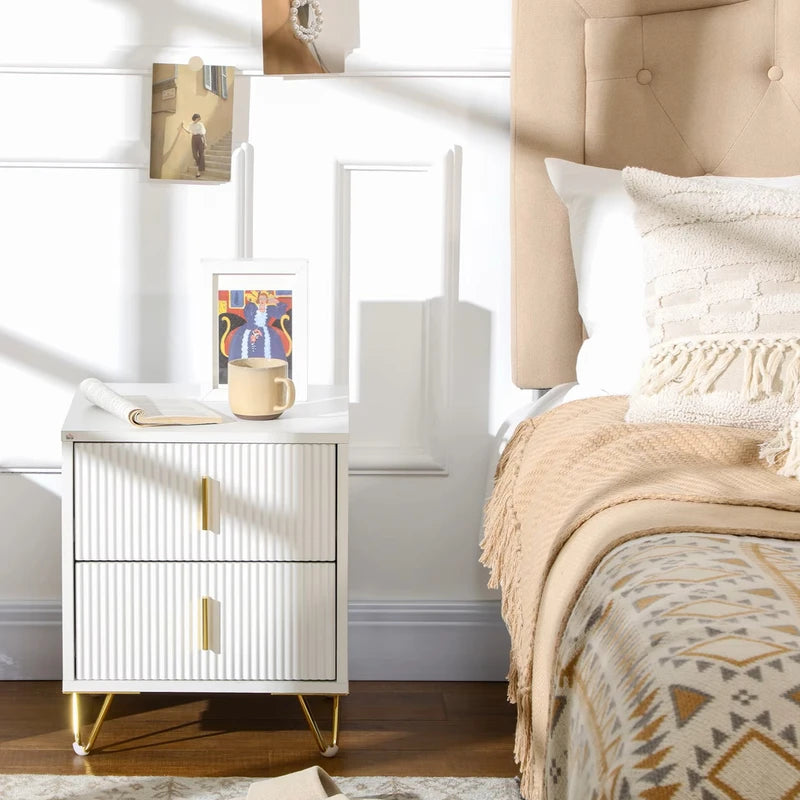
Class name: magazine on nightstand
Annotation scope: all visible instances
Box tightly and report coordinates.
[79,378,222,426]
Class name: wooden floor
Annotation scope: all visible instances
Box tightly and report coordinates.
[0,682,518,777]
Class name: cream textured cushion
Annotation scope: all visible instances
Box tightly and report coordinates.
[624,166,800,429]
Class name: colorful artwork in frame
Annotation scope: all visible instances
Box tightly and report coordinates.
[217,288,293,386]
[201,259,307,401]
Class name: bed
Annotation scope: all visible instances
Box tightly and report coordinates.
[482,1,800,798]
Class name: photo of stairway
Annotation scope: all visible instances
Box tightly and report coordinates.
[150,63,235,182]
[183,130,232,181]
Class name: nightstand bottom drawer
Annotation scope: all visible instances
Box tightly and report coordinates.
[75,562,336,681]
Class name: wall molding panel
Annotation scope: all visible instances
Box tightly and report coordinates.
[336,150,461,475]
[0,161,147,170]
[0,54,264,75]
[232,142,255,259]
[0,71,149,169]
[0,600,509,682]
[0,66,151,76]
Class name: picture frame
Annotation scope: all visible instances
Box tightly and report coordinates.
[201,259,308,401]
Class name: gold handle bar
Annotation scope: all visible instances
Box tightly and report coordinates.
[201,596,210,651]
[201,476,211,530]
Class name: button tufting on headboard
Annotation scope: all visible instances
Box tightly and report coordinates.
[768,65,784,81]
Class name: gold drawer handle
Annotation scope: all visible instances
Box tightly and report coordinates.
[201,596,211,651]
[201,476,212,531]
[200,476,220,533]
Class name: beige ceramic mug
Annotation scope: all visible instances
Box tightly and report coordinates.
[228,358,296,420]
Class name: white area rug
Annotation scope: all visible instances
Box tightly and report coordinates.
[0,774,521,800]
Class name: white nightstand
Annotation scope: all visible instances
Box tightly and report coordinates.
[61,384,348,756]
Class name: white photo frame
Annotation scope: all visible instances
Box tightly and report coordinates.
[201,259,308,401]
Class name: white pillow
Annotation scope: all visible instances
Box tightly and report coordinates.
[545,158,800,396]
[545,158,648,395]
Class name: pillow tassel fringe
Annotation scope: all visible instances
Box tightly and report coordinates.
[781,341,800,401]
[696,345,738,393]
[641,339,800,400]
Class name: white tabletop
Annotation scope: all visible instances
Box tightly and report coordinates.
[62,384,348,444]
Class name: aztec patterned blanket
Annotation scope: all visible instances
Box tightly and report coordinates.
[550,532,800,800]
[481,397,800,799]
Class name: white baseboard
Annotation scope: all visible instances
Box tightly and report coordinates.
[0,599,510,682]
[348,601,510,681]
[0,600,62,680]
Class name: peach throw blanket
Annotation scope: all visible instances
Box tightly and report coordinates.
[481,396,800,798]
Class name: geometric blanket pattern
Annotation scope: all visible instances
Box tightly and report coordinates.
[549,532,800,800]
[0,775,523,800]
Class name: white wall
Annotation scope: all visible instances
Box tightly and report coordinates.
[0,0,523,680]
[247,75,522,605]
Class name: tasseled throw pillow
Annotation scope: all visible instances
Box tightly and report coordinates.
[623,166,800,430]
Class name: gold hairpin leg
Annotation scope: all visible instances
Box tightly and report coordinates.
[71,693,114,756]
[296,694,340,757]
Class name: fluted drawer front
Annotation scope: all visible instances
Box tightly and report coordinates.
[74,442,336,561]
[75,562,336,681]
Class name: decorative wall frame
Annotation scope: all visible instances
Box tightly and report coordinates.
[201,259,308,401]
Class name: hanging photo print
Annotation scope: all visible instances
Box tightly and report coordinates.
[150,62,235,182]
[262,0,356,74]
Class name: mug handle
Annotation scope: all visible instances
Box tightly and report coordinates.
[273,376,296,413]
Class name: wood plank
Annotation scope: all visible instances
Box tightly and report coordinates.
[0,682,518,777]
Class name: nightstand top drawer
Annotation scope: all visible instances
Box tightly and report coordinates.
[62,383,348,444]
[74,442,338,562]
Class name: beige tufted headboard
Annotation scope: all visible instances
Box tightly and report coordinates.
[512,0,800,389]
